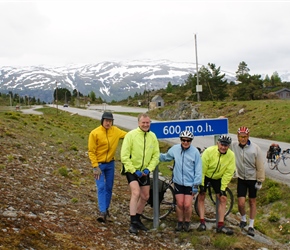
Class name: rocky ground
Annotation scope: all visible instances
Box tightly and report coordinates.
[0,110,286,250]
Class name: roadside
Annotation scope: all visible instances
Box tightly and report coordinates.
[20,106,43,115]
[87,104,149,113]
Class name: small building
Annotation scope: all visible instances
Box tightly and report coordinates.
[151,95,164,108]
[275,88,290,99]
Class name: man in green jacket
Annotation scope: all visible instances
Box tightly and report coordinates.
[197,135,235,235]
[121,113,159,234]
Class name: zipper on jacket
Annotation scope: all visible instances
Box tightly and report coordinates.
[105,129,110,162]
[140,132,146,170]
[210,153,221,179]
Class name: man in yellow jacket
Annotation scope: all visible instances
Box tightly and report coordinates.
[121,113,159,234]
[88,112,127,223]
[197,135,235,235]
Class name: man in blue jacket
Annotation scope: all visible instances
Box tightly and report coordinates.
[160,130,202,232]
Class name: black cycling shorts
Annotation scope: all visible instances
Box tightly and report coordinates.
[204,176,222,194]
[237,178,257,199]
[126,172,150,186]
[174,183,192,195]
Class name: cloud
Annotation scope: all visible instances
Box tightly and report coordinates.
[0,0,289,77]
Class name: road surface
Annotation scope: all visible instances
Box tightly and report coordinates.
[35,104,290,185]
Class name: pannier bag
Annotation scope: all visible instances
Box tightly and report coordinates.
[266,143,281,160]
[147,178,167,207]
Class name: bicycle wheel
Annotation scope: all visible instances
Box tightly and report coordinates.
[194,186,234,222]
[277,154,290,174]
[267,155,277,170]
[142,179,176,221]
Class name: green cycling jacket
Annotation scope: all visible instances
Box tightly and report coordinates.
[121,127,160,174]
[201,145,236,191]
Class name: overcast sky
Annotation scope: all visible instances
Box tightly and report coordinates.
[0,0,289,76]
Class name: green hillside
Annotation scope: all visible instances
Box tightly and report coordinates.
[147,99,290,143]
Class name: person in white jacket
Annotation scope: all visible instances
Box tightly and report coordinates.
[231,126,265,237]
[159,130,202,232]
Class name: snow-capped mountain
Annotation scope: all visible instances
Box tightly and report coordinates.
[0,60,235,103]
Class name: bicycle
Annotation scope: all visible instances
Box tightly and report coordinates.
[267,148,290,174]
[141,169,234,222]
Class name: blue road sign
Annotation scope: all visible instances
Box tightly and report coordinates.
[150,118,228,139]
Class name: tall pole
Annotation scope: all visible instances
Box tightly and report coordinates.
[195,34,200,102]
[55,81,58,115]
[147,84,150,111]
[77,89,79,107]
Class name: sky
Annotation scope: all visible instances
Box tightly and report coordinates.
[0,0,290,76]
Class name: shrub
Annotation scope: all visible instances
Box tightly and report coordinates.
[70,144,78,151]
[268,212,280,222]
[266,186,282,203]
[58,166,69,177]
[71,198,78,203]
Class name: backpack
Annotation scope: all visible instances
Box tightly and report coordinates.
[266,143,281,159]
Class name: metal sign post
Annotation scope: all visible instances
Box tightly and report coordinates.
[216,195,220,229]
[153,165,160,228]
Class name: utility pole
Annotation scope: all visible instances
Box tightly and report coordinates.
[195,34,201,102]
[77,90,79,107]
[55,81,58,115]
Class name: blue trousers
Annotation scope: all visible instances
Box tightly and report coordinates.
[95,161,115,213]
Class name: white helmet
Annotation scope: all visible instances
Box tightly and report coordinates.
[179,131,194,140]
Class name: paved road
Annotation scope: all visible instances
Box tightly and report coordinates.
[32,104,290,185]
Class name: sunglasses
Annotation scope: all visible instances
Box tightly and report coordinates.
[181,139,192,143]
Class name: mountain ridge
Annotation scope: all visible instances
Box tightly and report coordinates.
[0,60,288,103]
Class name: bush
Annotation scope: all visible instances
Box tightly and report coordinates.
[58,166,69,177]
[266,186,282,203]
[268,212,280,222]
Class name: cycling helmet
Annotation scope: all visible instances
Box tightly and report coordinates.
[101,112,114,125]
[179,130,194,140]
[218,134,232,145]
[237,126,249,134]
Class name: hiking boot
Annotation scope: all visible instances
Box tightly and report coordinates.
[175,222,183,231]
[129,223,138,234]
[248,227,255,237]
[197,223,206,231]
[135,220,149,231]
[106,210,110,218]
[216,226,233,235]
[239,221,247,229]
[183,222,191,232]
[97,212,106,223]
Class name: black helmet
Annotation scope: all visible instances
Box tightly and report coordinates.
[101,112,114,125]
[218,134,232,145]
